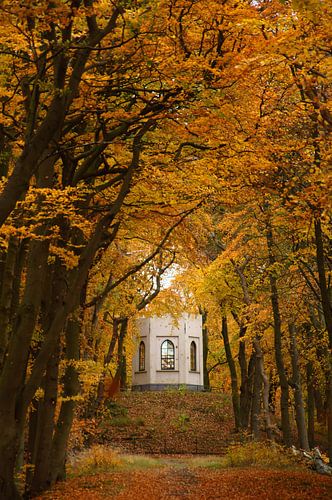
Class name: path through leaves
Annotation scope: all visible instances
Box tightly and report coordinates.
[38,459,332,499]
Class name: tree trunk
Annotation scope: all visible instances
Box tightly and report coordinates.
[25,398,40,491]
[266,225,292,447]
[0,423,21,499]
[97,318,119,403]
[221,315,240,431]
[314,385,327,425]
[0,248,5,295]
[28,342,60,496]
[118,318,128,390]
[10,238,29,326]
[268,371,278,414]
[0,236,19,368]
[253,338,273,440]
[0,236,49,499]
[289,324,309,450]
[251,353,261,439]
[0,119,147,496]
[238,325,251,429]
[201,310,210,390]
[327,369,332,464]
[50,316,81,484]
[306,361,315,449]
[314,218,332,346]
[313,217,332,461]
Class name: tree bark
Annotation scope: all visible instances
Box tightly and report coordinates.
[230,264,254,430]
[50,316,81,484]
[29,342,61,496]
[9,238,29,326]
[238,325,251,429]
[313,217,332,461]
[201,310,210,390]
[0,236,50,499]
[314,218,332,346]
[221,315,240,431]
[97,318,120,403]
[253,338,273,440]
[0,236,19,368]
[118,318,128,390]
[266,225,292,447]
[268,371,278,414]
[289,323,309,450]
[314,386,327,425]
[306,360,315,449]
[251,353,261,439]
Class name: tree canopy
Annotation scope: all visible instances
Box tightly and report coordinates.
[0,1,331,498]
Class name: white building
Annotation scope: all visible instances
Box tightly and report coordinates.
[132,314,204,391]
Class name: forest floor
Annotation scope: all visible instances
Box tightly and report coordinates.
[37,454,332,499]
[74,390,327,454]
[74,391,239,454]
[38,391,330,499]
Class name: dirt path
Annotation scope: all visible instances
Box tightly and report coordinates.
[38,459,332,500]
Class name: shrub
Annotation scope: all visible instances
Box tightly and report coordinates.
[69,445,122,476]
[174,413,191,431]
[221,441,301,470]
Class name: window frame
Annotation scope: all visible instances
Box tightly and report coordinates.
[190,341,197,372]
[138,340,145,371]
[161,339,175,370]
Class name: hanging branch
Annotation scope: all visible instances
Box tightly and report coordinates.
[85,202,202,308]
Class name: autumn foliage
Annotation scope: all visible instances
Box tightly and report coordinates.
[0,0,331,498]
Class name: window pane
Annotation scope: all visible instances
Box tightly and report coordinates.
[190,341,197,371]
[161,340,175,370]
[139,341,145,371]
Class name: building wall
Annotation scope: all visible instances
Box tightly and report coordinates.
[132,314,204,391]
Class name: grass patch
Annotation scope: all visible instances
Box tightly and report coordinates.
[222,441,301,469]
[69,446,164,477]
[109,415,132,427]
[122,455,162,470]
[190,456,224,469]
[69,445,123,476]
[191,442,303,470]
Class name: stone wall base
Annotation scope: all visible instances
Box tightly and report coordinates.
[132,383,205,392]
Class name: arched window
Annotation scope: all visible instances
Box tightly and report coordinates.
[161,340,175,370]
[139,341,145,371]
[190,341,197,371]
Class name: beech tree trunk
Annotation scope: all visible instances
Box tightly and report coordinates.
[50,316,81,484]
[0,236,49,499]
[118,318,128,390]
[201,310,210,390]
[221,315,241,431]
[266,225,292,447]
[231,265,255,430]
[238,325,252,429]
[313,217,332,461]
[29,343,60,496]
[289,324,309,450]
[97,318,120,403]
[0,215,111,498]
[10,238,29,326]
[253,338,273,440]
[0,236,19,367]
[306,361,315,449]
[268,371,278,414]
[251,353,261,439]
